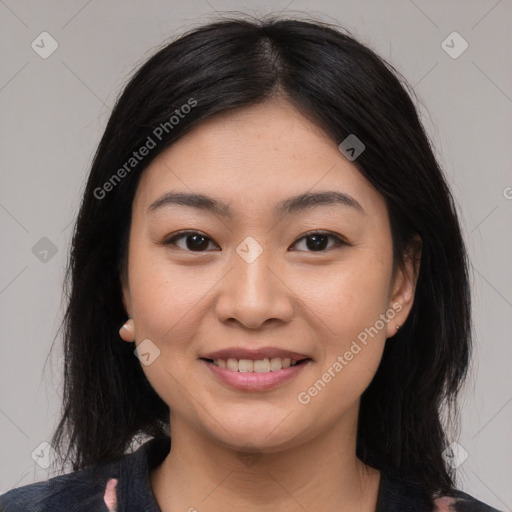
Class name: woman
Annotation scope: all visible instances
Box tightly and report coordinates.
[0,15,502,512]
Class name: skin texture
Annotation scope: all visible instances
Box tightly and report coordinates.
[119,97,421,512]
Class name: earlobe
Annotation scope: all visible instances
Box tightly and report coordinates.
[119,317,135,342]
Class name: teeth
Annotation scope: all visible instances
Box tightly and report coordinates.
[238,359,254,372]
[269,357,283,372]
[212,357,300,372]
[253,358,269,372]
[226,358,238,371]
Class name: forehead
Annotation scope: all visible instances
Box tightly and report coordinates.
[133,98,386,219]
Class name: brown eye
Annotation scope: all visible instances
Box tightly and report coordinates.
[292,231,346,252]
[163,230,346,253]
[164,231,218,252]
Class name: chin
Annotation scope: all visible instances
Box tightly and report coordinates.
[207,414,308,453]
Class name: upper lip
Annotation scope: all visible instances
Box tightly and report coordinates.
[201,346,311,361]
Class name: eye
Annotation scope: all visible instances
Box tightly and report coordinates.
[163,231,219,252]
[291,231,346,252]
[163,230,346,253]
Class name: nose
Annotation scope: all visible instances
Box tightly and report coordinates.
[214,240,294,329]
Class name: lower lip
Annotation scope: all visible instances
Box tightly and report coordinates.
[201,359,312,391]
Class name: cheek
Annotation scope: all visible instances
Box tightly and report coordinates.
[294,263,391,414]
[297,252,392,339]
[127,244,207,355]
[296,250,392,393]
[126,249,210,410]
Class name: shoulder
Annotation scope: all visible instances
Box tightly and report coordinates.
[0,436,170,512]
[432,489,505,512]
[0,462,121,512]
[377,471,504,512]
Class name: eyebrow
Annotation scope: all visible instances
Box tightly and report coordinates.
[148,190,365,217]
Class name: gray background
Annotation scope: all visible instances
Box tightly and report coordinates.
[1,0,511,509]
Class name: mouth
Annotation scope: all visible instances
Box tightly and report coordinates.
[200,357,312,373]
[200,356,312,391]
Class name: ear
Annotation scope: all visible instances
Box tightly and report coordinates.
[119,267,135,342]
[385,235,422,338]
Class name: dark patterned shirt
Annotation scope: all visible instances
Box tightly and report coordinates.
[0,436,503,511]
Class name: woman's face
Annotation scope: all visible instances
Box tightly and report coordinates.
[121,98,418,452]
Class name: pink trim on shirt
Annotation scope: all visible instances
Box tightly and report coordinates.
[433,495,458,511]
[103,478,118,511]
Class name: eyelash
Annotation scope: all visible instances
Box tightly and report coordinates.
[162,230,347,253]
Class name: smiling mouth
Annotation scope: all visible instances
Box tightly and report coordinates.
[201,357,311,373]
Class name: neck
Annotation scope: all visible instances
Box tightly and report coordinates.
[150,404,381,512]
